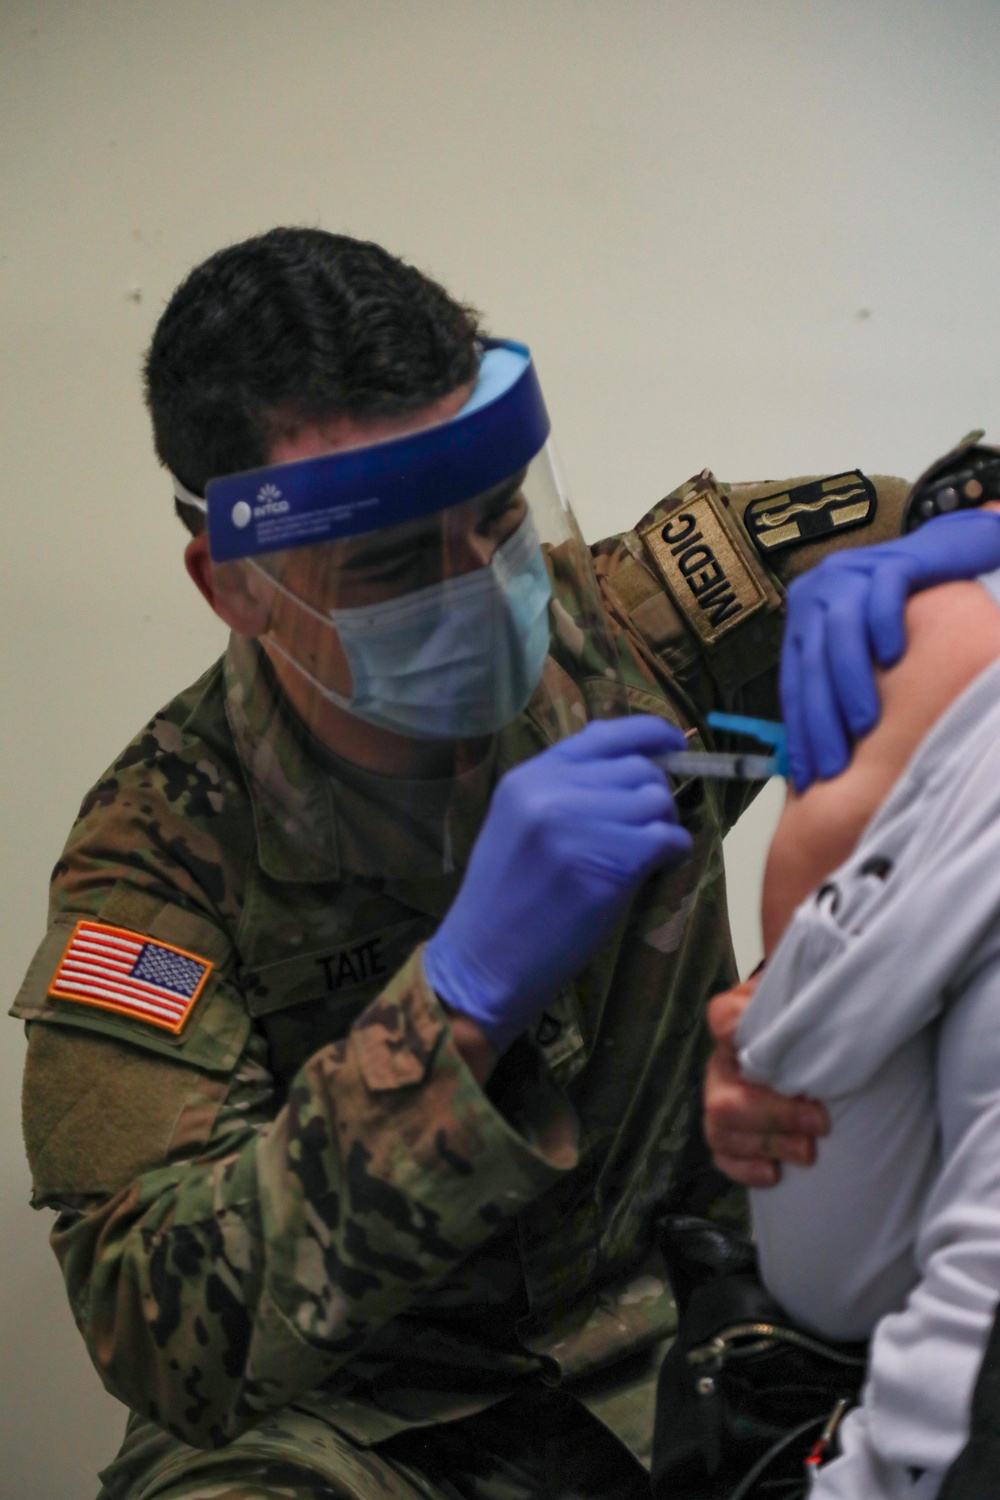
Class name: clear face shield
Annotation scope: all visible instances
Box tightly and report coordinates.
[178,342,627,777]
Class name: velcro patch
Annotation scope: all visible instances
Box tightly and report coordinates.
[50,919,213,1034]
[639,492,768,646]
[744,471,876,556]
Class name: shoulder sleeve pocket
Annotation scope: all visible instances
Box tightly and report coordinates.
[10,882,250,1075]
[633,475,786,693]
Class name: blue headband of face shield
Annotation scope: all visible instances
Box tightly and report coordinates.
[182,340,551,564]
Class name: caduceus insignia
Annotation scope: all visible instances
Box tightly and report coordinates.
[744,471,877,556]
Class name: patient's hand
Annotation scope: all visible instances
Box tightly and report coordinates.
[704,979,830,1187]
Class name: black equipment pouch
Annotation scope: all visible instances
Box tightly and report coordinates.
[903,431,1000,533]
[652,1216,868,1500]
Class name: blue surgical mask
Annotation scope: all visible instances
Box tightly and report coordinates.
[262,514,553,740]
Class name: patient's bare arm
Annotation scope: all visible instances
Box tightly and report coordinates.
[706,572,1000,1187]
[762,579,1000,954]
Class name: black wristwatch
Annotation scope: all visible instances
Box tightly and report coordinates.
[903,429,1000,533]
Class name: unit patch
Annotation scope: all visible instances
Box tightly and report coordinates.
[50,919,213,1033]
[639,491,769,646]
[744,471,877,556]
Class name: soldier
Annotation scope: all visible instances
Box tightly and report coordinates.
[12,228,1000,1500]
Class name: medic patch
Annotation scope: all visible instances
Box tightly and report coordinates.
[744,471,876,556]
[49,919,213,1034]
[639,492,769,647]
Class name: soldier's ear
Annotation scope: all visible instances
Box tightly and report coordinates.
[184,534,271,636]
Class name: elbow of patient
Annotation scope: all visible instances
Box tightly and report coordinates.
[755,1227,917,1345]
[773,1288,875,1345]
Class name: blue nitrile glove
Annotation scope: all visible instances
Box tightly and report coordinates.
[423,716,694,1055]
[780,509,1000,791]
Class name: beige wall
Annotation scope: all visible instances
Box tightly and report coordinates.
[3,2,999,1494]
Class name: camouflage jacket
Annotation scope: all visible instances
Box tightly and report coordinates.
[12,466,910,1452]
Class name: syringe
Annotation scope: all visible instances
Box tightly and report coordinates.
[654,749,779,781]
[653,712,788,782]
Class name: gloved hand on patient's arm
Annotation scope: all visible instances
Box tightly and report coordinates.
[423,716,693,1059]
[780,509,1000,791]
[703,979,830,1188]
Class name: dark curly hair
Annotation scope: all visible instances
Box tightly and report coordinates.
[144,228,483,533]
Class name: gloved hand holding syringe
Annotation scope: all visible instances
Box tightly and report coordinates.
[422,713,786,1059]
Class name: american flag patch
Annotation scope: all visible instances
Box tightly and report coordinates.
[50,920,213,1034]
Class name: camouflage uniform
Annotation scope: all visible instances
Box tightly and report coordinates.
[12,467,910,1499]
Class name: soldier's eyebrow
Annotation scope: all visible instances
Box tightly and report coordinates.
[340,524,440,572]
[335,474,528,574]
[475,472,528,517]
